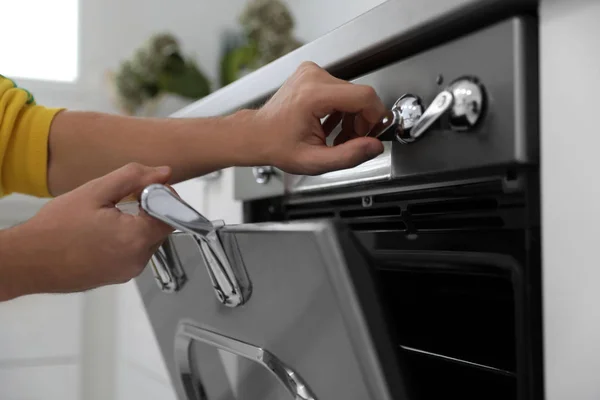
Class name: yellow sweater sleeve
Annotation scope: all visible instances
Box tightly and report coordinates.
[0,75,64,198]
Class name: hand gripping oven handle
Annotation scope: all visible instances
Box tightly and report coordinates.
[141,183,252,307]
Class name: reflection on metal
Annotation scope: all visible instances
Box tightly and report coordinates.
[448,76,486,131]
[175,322,318,400]
[149,233,188,293]
[252,166,276,184]
[405,90,454,143]
[286,141,394,193]
[201,170,223,181]
[141,184,252,307]
[400,345,515,377]
[368,94,424,140]
[402,76,486,143]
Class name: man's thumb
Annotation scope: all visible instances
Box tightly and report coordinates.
[90,163,172,205]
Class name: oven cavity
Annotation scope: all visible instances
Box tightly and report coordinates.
[251,177,538,400]
[377,257,519,400]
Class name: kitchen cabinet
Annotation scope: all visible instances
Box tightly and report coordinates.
[0,364,80,400]
[0,293,82,361]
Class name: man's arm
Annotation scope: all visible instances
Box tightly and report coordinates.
[47,110,260,195]
[47,62,387,195]
[0,63,388,300]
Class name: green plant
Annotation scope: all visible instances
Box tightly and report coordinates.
[219,0,302,87]
[113,33,211,115]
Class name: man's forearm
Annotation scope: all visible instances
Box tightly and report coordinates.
[0,226,40,301]
[47,110,264,195]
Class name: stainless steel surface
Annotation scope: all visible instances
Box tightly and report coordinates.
[149,233,188,293]
[404,90,453,143]
[200,170,222,181]
[285,141,394,193]
[448,77,486,130]
[252,166,276,184]
[279,17,537,196]
[136,220,405,400]
[176,322,317,400]
[141,184,252,307]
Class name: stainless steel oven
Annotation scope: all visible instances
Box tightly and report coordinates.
[136,2,542,399]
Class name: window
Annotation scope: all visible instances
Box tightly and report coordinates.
[0,0,78,82]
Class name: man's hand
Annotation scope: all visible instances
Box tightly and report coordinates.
[46,62,387,195]
[252,61,387,175]
[0,163,173,300]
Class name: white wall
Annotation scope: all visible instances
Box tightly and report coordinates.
[286,0,388,42]
[540,0,600,399]
[0,0,387,399]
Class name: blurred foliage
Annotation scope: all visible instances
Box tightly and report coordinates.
[219,0,302,87]
[113,33,210,115]
[111,0,301,114]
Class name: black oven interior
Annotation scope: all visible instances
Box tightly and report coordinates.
[244,168,542,400]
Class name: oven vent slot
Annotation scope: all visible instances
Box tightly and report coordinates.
[340,206,401,219]
[412,216,504,231]
[349,219,407,232]
[286,211,335,220]
[407,198,498,216]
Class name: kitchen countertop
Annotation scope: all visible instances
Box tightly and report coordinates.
[172,0,536,119]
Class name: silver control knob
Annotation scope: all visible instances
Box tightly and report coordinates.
[367,94,424,141]
[411,76,486,142]
[372,77,486,144]
[448,76,485,131]
[252,166,275,184]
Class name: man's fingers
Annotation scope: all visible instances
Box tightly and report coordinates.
[307,137,384,173]
[313,83,387,126]
[322,111,343,136]
[335,113,359,145]
[134,212,174,244]
[88,163,172,205]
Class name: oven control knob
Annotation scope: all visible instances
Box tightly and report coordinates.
[252,166,275,184]
[448,77,486,131]
[396,76,486,144]
[367,94,424,141]
[394,95,425,143]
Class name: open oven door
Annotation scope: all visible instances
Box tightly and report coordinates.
[134,184,408,400]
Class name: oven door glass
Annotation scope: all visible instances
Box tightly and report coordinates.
[135,220,407,400]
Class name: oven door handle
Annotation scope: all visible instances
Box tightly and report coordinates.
[140,184,252,307]
[175,321,317,400]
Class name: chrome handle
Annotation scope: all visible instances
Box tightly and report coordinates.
[408,90,454,141]
[149,233,188,293]
[252,166,276,184]
[141,184,214,237]
[175,322,317,400]
[375,77,486,144]
[141,184,251,307]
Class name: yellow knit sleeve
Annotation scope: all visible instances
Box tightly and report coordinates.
[0,75,64,197]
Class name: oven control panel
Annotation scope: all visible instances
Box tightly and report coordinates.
[235,16,538,199]
[367,76,486,143]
